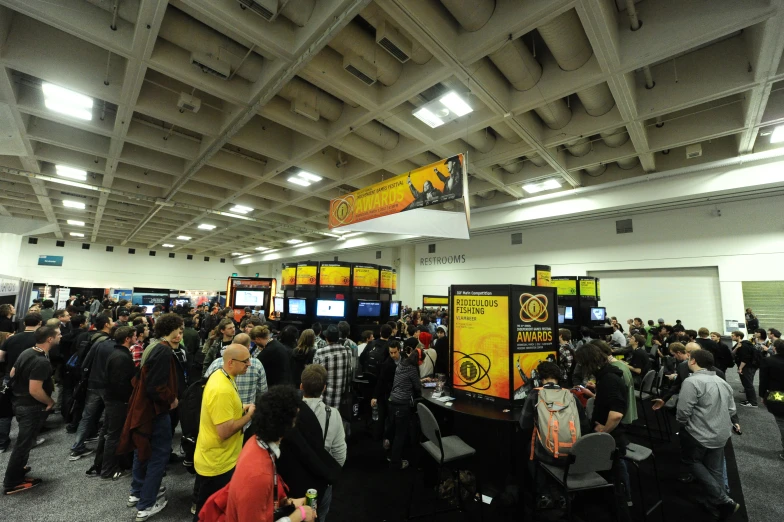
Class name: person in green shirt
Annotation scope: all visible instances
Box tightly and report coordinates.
[594,340,638,424]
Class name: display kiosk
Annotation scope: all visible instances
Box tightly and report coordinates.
[226,276,277,322]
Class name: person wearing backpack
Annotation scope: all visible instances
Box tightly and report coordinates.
[732,331,759,407]
[359,324,391,379]
[371,341,402,445]
[520,361,589,509]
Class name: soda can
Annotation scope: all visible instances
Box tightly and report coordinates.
[306,488,317,511]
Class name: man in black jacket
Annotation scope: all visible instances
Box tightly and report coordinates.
[56,315,88,417]
[370,341,402,445]
[252,325,292,387]
[732,331,759,407]
[696,327,733,374]
[87,326,136,478]
[653,343,689,410]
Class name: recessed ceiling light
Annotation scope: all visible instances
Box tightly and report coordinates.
[413,106,445,128]
[177,235,191,240]
[63,200,85,209]
[42,83,93,121]
[255,246,269,251]
[162,243,174,248]
[232,252,243,256]
[287,176,311,187]
[55,165,87,181]
[198,224,216,230]
[771,125,784,144]
[297,171,322,182]
[439,91,473,117]
[286,239,303,244]
[523,178,562,194]
[67,220,85,226]
[70,232,84,237]
[229,205,253,214]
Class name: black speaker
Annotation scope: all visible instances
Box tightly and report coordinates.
[56,240,65,247]
[82,243,90,250]
[28,237,38,245]
[106,246,114,252]
[128,248,135,254]
[169,253,175,258]
[204,256,210,262]
[149,251,156,256]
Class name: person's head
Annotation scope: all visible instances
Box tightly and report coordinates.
[35,325,61,350]
[117,308,130,321]
[233,333,251,348]
[388,340,401,362]
[55,309,70,323]
[407,324,418,338]
[252,385,300,443]
[154,313,184,344]
[300,364,327,398]
[669,342,687,361]
[42,299,54,310]
[537,361,561,384]
[559,328,571,344]
[46,317,60,328]
[379,324,392,340]
[295,329,316,353]
[684,329,697,341]
[773,339,784,356]
[631,334,645,348]
[574,343,608,376]
[361,330,374,343]
[684,341,701,357]
[755,329,767,341]
[114,326,137,347]
[731,330,744,342]
[222,344,252,377]
[280,325,299,348]
[312,322,323,337]
[401,345,420,366]
[579,326,594,339]
[0,304,14,318]
[70,315,87,329]
[697,327,710,338]
[403,336,419,356]
[337,321,351,339]
[134,323,148,341]
[95,314,114,333]
[152,306,161,316]
[746,308,753,314]
[633,317,643,327]
[688,349,714,372]
[324,324,340,344]
[244,307,252,317]
[768,328,781,341]
[387,321,397,335]
[216,318,236,340]
[251,325,271,346]
[437,325,447,338]
[183,317,194,329]
[710,331,722,343]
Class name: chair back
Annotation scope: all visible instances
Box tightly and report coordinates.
[648,344,659,358]
[416,403,443,459]
[569,432,616,474]
[639,369,656,396]
[655,366,666,392]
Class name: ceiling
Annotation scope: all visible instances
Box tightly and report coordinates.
[2,0,784,259]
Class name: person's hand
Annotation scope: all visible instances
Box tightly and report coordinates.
[45,401,54,411]
[652,399,665,411]
[732,423,742,435]
[738,369,743,375]
[289,497,306,508]
[370,398,377,408]
[170,398,179,410]
[654,340,661,345]
[594,422,605,433]
[244,404,256,417]
[300,505,316,522]
[667,373,677,381]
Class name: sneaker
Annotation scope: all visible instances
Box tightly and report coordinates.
[84,435,99,443]
[112,469,130,481]
[536,495,554,509]
[168,452,183,464]
[85,465,100,477]
[3,478,42,495]
[22,466,31,475]
[135,498,168,521]
[190,503,197,515]
[34,438,45,447]
[740,401,758,408]
[717,501,739,521]
[0,442,9,454]
[382,439,391,450]
[69,447,95,461]
[127,487,167,507]
[65,425,77,434]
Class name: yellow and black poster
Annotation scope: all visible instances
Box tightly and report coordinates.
[551,277,577,296]
[579,277,597,298]
[392,271,397,293]
[423,295,449,307]
[380,267,395,292]
[353,264,379,290]
[319,262,351,290]
[535,264,551,287]
[295,262,318,288]
[329,155,465,228]
[512,286,557,400]
[451,287,510,402]
[281,263,297,288]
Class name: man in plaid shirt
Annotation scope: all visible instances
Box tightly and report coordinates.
[204,334,268,407]
[313,322,328,354]
[558,328,575,387]
[313,325,352,409]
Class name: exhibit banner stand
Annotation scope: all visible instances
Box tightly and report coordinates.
[450,285,557,407]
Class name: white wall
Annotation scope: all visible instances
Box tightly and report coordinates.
[0,234,23,277]
[415,198,784,332]
[16,238,235,290]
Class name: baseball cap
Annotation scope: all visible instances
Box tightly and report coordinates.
[118,308,130,316]
[657,318,664,324]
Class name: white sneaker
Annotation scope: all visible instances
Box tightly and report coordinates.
[35,438,45,447]
[135,498,168,521]
[127,486,166,507]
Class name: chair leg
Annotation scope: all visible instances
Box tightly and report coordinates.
[475,454,484,522]
[632,460,646,519]
[638,397,654,445]
[649,454,665,522]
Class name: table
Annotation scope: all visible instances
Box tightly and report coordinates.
[421,388,522,423]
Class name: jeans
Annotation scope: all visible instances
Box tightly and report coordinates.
[0,415,11,447]
[740,366,757,404]
[320,484,333,522]
[389,402,413,468]
[3,404,47,487]
[680,429,733,506]
[72,388,105,451]
[93,400,128,477]
[193,468,234,522]
[130,413,172,511]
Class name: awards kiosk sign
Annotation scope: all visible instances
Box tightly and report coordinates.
[450,285,557,406]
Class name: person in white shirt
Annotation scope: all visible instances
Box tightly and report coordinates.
[611,323,627,347]
[300,364,346,522]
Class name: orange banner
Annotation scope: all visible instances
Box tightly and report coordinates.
[281,266,296,287]
[392,272,397,293]
[329,155,465,228]
[296,264,317,287]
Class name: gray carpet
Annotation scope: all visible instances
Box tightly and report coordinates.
[725,367,784,522]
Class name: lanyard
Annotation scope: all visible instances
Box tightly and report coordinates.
[256,438,279,508]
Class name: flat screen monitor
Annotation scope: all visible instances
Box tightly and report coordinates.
[252,309,265,317]
[590,307,606,322]
[274,297,284,313]
[357,301,381,318]
[316,299,345,318]
[388,301,401,318]
[564,306,573,321]
[235,290,265,307]
[436,318,442,326]
[172,298,189,307]
[287,298,307,316]
[557,306,565,324]
[141,305,155,314]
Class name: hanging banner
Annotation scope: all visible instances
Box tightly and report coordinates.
[296,262,318,288]
[281,264,297,288]
[329,154,465,228]
[551,277,577,296]
[319,262,351,290]
[535,264,551,287]
[423,295,449,307]
[353,264,379,291]
[380,267,395,292]
[579,278,597,298]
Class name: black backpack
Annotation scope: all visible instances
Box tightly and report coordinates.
[66,332,108,382]
[180,375,208,474]
[364,340,387,378]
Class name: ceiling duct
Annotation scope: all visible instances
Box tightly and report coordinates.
[84,0,139,25]
[440,0,496,32]
[584,164,606,176]
[360,4,433,64]
[491,121,523,144]
[616,156,640,169]
[600,127,629,148]
[534,98,571,130]
[234,0,314,26]
[527,153,548,167]
[463,129,496,153]
[566,137,591,157]
[501,158,523,174]
[537,10,593,71]
[576,83,614,117]
[278,77,344,122]
[354,121,400,150]
[328,22,402,86]
[488,38,542,91]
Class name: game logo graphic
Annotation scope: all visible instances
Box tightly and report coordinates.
[295,263,317,288]
[512,351,558,401]
[513,287,557,353]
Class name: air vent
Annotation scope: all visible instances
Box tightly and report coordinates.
[149,251,156,256]
[220,258,226,263]
[616,219,633,234]
[235,0,279,22]
[376,21,411,63]
[187,254,193,260]
[333,256,339,262]
[56,240,65,247]
[128,248,136,254]
[376,250,382,259]
[511,232,523,245]
[190,52,231,80]
[82,243,90,250]
[169,253,175,259]
[343,51,377,86]
[28,237,38,245]
[106,246,113,252]
[428,244,436,254]
[204,256,210,262]
[177,92,201,113]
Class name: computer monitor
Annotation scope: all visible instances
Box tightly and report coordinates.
[356,300,381,318]
[316,299,345,318]
[287,298,307,316]
[557,306,565,324]
[274,297,284,314]
[141,305,155,314]
[590,307,606,322]
[234,290,265,307]
[436,318,442,326]
[564,306,573,321]
[388,301,401,318]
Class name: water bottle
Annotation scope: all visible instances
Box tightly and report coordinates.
[372,403,379,421]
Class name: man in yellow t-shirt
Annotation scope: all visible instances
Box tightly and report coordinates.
[192,344,255,520]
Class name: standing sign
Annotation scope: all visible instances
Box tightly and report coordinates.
[535,265,551,287]
[511,286,557,401]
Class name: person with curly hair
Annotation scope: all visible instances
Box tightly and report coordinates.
[202,319,237,374]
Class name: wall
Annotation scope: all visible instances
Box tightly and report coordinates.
[415,198,784,331]
[16,238,236,290]
[0,234,23,277]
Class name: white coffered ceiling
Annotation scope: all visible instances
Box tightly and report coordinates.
[2,0,784,258]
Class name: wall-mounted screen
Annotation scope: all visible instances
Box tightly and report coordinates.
[389,301,401,318]
[590,307,606,322]
[274,297,284,313]
[316,299,345,318]
[357,301,381,317]
[288,298,307,316]
[564,306,574,320]
[235,290,265,307]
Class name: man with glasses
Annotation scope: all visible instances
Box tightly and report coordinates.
[192,344,256,520]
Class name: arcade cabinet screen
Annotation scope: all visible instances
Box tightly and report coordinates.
[316,300,345,318]
[357,301,381,317]
[235,290,265,307]
[591,307,606,322]
[288,298,307,315]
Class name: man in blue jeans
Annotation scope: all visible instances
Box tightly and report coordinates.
[3,326,59,495]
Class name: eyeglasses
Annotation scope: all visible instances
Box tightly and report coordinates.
[232,358,251,365]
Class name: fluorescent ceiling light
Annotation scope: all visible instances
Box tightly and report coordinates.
[69,232,84,237]
[229,205,253,214]
[232,252,243,256]
[439,91,473,117]
[297,171,322,182]
[771,125,784,144]
[63,200,85,209]
[287,176,311,187]
[320,232,340,238]
[523,178,562,194]
[198,224,216,230]
[222,212,251,220]
[55,165,87,181]
[162,243,174,248]
[42,83,93,121]
[67,220,85,226]
[177,235,191,240]
[286,239,303,244]
[255,246,269,251]
[413,107,445,128]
